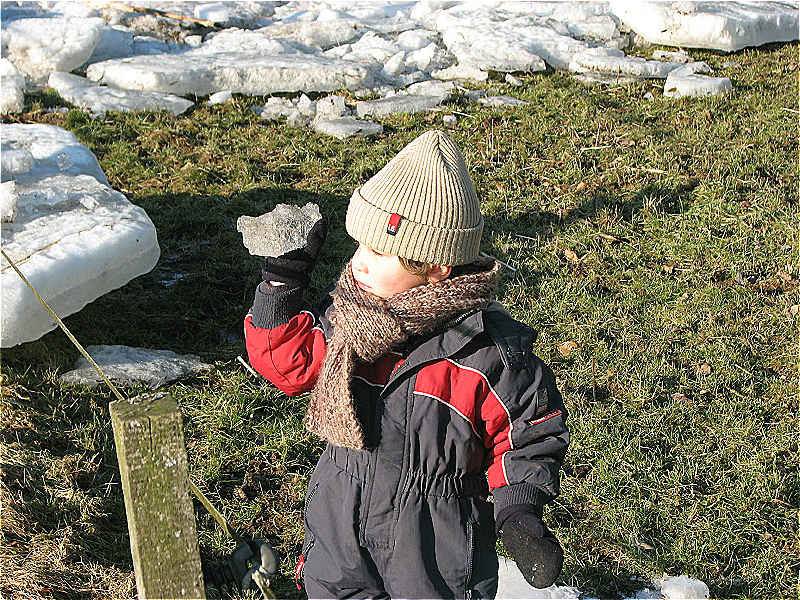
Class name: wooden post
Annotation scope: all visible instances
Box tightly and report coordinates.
[110,392,205,599]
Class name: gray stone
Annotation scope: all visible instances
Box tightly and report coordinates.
[256,96,295,120]
[49,72,194,116]
[505,73,523,87]
[86,52,374,96]
[60,345,211,388]
[477,95,530,108]
[442,114,457,127]
[237,203,323,257]
[313,117,383,140]
[356,94,444,118]
[2,17,105,80]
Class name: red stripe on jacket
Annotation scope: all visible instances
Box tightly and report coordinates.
[414,359,512,490]
[244,313,326,396]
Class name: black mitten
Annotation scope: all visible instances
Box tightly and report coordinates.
[250,217,328,328]
[261,218,328,288]
[497,505,563,589]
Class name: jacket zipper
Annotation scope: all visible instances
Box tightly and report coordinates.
[464,522,475,599]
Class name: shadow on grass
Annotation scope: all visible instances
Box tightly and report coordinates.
[483,180,698,285]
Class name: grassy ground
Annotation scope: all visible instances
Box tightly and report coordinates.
[1,42,797,599]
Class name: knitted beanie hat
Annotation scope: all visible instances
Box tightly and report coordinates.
[345,130,483,266]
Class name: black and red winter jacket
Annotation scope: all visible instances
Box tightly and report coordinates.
[244,282,569,523]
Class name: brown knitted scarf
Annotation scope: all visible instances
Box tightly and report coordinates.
[304,256,501,450]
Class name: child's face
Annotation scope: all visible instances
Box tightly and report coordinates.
[352,244,428,299]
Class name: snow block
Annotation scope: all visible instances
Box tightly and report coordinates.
[0,59,25,114]
[609,0,799,52]
[664,62,733,98]
[49,72,194,116]
[86,52,374,96]
[1,125,159,348]
[2,17,105,80]
[1,124,107,185]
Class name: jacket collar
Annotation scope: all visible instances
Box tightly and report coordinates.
[385,307,487,388]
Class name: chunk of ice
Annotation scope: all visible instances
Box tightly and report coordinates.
[609,0,799,51]
[1,124,108,185]
[1,174,159,347]
[3,17,105,80]
[658,574,710,600]
[0,58,25,115]
[664,62,733,98]
[356,94,444,118]
[313,117,383,140]
[60,345,211,389]
[49,72,194,116]
[86,52,374,96]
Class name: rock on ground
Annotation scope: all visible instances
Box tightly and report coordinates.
[0,58,25,114]
[237,203,323,257]
[86,52,374,96]
[2,17,105,80]
[49,72,194,115]
[1,125,159,348]
[609,0,800,52]
[59,345,211,388]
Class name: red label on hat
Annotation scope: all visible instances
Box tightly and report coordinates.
[387,213,403,235]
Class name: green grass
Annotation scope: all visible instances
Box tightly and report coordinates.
[1,42,798,599]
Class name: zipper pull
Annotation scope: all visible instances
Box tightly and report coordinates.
[295,553,305,590]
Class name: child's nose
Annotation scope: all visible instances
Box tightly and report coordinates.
[353,247,366,273]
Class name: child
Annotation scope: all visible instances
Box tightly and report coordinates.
[244,130,569,599]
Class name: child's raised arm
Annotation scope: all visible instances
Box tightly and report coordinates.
[244,219,329,396]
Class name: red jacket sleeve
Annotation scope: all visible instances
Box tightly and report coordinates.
[244,310,327,396]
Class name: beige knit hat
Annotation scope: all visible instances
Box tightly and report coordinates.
[345,130,483,266]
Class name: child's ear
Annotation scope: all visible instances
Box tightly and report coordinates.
[428,265,452,284]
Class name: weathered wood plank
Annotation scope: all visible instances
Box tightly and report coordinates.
[110,392,205,599]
